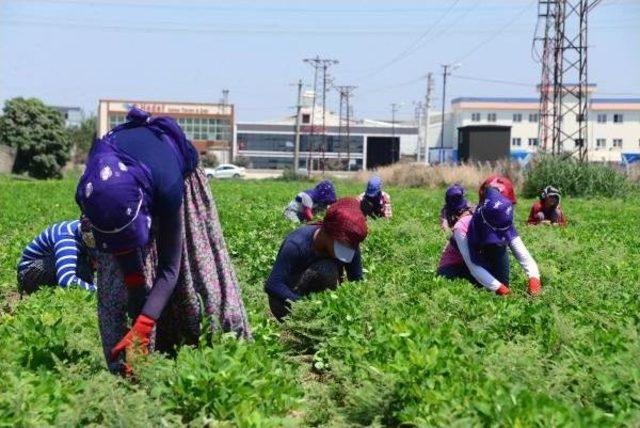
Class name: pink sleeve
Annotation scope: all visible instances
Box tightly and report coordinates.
[452,215,472,235]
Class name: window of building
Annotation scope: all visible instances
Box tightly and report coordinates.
[511,137,522,147]
[613,138,623,148]
[596,138,606,149]
[302,113,311,124]
[528,113,538,123]
[471,113,481,122]
[597,114,607,123]
[108,114,126,129]
[613,114,623,123]
[176,117,232,141]
[528,138,539,147]
[513,113,522,123]
[576,113,585,123]
[487,113,497,122]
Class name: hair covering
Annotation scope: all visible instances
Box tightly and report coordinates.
[365,176,383,197]
[77,106,200,253]
[76,146,152,253]
[445,184,469,213]
[540,185,561,203]
[479,175,517,205]
[321,198,368,248]
[467,190,518,251]
[307,180,337,205]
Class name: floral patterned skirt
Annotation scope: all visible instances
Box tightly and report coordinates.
[96,168,251,372]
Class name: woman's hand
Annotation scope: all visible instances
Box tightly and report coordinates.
[109,314,155,362]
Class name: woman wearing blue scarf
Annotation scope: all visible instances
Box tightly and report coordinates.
[76,107,251,374]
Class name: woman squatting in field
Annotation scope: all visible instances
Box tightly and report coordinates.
[284,180,337,222]
[76,107,251,374]
[357,176,392,219]
[266,198,368,321]
[439,184,474,231]
[527,186,568,226]
[16,218,96,294]
[437,189,542,295]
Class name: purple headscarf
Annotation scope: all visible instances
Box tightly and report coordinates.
[467,190,518,254]
[305,180,336,205]
[77,106,188,253]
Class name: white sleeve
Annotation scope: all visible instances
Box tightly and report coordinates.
[509,237,540,279]
[298,192,313,208]
[453,230,503,292]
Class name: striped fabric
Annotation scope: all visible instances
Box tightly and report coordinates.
[18,220,96,291]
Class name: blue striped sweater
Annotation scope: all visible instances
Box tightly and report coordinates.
[18,220,96,291]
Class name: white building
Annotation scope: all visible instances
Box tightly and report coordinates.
[427,90,640,163]
[235,92,418,170]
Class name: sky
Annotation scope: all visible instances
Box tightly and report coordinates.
[1,0,639,122]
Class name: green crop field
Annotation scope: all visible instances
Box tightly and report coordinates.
[1,177,639,427]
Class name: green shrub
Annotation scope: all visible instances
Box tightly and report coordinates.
[523,155,636,198]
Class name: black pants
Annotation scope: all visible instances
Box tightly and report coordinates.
[269,259,339,321]
[17,255,94,295]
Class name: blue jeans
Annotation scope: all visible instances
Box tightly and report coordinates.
[438,245,510,286]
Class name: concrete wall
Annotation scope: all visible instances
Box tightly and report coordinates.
[0,145,16,174]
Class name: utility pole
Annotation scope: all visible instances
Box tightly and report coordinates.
[336,85,356,170]
[438,64,459,164]
[304,56,338,173]
[438,65,449,164]
[303,56,321,173]
[293,79,303,173]
[414,102,423,162]
[391,103,399,137]
[321,59,338,174]
[423,72,434,165]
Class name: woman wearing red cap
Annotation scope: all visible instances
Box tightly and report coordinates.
[76,107,250,374]
[479,175,517,205]
[266,198,368,320]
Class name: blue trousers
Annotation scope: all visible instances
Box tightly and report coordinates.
[437,245,510,286]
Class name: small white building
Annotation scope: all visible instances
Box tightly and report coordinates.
[433,91,640,163]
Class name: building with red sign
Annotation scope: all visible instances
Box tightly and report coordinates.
[97,99,234,163]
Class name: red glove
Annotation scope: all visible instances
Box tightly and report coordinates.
[303,207,314,222]
[495,284,511,295]
[109,314,155,361]
[528,278,542,295]
[124,272,145,289]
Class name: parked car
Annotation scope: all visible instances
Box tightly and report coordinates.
[204,164,246,179]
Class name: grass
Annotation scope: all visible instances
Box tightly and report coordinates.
[1,176,639,426]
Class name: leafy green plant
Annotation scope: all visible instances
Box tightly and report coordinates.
[523,155,636,198]
[1,177,640,426]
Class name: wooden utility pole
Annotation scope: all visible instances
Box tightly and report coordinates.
[293,79,303,172]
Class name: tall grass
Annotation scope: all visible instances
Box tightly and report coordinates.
[355,161,521,190]
[522,155,637,198]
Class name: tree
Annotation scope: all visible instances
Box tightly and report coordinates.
[0,97,71,179]
[67,116,97,163]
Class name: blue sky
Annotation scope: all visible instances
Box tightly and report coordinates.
[1,0,639,121]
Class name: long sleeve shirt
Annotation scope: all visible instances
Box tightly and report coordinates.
[527,201,567,226]
[357,192,392,219]
[439,215,539,292]
[111,126,186,321]
[18,220,95,291]
[265,225,363,302]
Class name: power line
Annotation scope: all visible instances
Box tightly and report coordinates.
[356,0,462,80]
[452,0,537,64]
